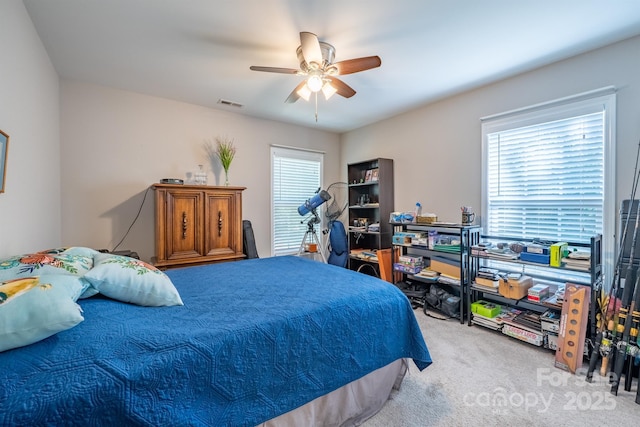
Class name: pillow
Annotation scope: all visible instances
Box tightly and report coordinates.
[62,247,102,299]
[0,247,95,282]
[84,253,183,307]
[77,285,100,300]
[61,246,100,259]
[0,274,86,352]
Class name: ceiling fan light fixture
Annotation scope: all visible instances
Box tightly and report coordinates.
[322,82,337,100]
[251,31,380,113]
[297,84,312,101]
[307,74,323,92]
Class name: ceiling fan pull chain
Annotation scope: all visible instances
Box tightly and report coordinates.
[315,92,319,122]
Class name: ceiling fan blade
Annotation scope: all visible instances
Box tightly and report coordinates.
[334,56,381,75]
[327,77,356,98]
[300,32,323,66]
[250,66,299,74]
[285,81,308,103]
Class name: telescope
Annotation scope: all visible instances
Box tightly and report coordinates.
[298,189,331,216]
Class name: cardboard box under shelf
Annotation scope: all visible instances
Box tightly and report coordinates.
[499,275,533,300]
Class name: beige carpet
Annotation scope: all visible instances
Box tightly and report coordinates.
[364,310,639,426]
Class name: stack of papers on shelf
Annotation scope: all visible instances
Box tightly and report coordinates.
[437,274,461,286]
[471,313,503,330]
[485,248,519,260]
[414,268,439,280]
[477,267,500,278]
[350,249,378,261]
[367,222,380,232]
[511,311,543,332]
[472,307,523,330]
[474,267,501,292]
[473,278,500,293]
[561,251,590,271]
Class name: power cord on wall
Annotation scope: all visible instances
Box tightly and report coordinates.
[111,187,150,253]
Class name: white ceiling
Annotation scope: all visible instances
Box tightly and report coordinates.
[23,0,640,133]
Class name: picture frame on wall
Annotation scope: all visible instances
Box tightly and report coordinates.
[0,129,8,194]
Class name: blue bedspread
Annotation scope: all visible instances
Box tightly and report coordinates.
[0,256,431,426]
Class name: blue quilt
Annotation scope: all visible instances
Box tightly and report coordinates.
[0,256,431,426]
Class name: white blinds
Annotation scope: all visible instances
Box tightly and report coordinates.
[486,112,604,242]
[271,147,323,256]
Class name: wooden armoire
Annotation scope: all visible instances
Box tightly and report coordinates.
[152,184,246,269]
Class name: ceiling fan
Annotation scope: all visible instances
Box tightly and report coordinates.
[250,32,381,105]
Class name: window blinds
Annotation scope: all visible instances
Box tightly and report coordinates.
[271,147,323,256]
[486,111,605,243]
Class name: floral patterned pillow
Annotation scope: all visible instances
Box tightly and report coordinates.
[0,247,96,282]
[83,253,183,307]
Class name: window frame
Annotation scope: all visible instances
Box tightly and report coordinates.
[480,87,616,285]
[270,145,325,257]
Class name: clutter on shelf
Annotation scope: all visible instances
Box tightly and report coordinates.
[389,210,439,224]
[470,239,591,269]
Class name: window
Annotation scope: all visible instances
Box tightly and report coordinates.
[481,88,616,282]
[271,146,324,256]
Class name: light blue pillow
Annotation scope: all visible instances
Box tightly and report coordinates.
[78,285,100,299]
[0,247,95,282]
[61,246,100,259]
[0,274,86,352]
[84,253,183,307]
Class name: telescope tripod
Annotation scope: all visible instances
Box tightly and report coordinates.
[297,217,327,263]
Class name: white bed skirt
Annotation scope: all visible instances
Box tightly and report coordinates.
[259,358,408,427]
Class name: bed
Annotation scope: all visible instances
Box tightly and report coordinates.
[0,251,431,426]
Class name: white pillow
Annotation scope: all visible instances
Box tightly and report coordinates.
[84,253,183,307]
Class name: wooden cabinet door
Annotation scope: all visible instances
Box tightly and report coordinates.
[153,184,245,268]
[165,190,204,260]
[203,189,242,257]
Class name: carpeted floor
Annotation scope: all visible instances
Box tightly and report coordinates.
[364,309,639,426]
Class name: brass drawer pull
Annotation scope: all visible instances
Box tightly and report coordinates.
[182,212,187,239]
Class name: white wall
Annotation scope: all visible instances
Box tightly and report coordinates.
[0,1,60,257]
[60,82,340,262]
[342,35,640,234]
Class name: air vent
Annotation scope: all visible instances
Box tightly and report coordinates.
[217,99,244,108]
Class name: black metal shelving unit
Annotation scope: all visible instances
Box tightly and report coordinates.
[467,234,603,347]
[390,222,481,323]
